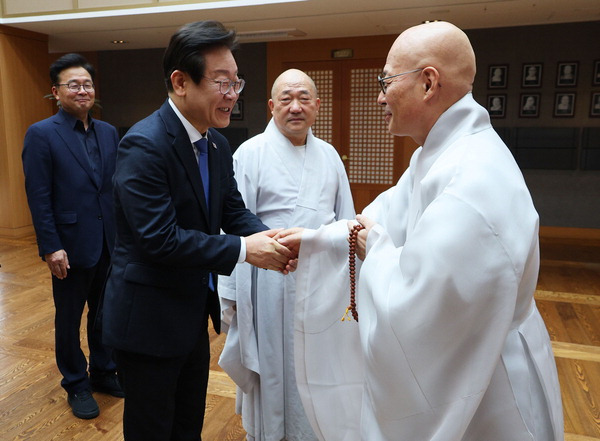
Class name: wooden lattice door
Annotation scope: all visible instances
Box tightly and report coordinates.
[285,59,415,211]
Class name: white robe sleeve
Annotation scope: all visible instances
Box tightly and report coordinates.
[218,150,260,393]
[294,221,364,441]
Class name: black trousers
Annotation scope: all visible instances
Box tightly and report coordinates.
[114,323,210,441]
[52,242,115,394]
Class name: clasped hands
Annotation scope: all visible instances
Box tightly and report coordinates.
[244,228,298,274]
[245,214,375,274]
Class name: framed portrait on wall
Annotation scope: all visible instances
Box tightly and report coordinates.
[554,93,575,117]
[593,60,600,86]
[487,94,506,118]
[522,63,542,87]
[488,65,508,89]
[231,100,243,120]
[591,92,600,117]
[520,93,540,118]
[556,62,578,87]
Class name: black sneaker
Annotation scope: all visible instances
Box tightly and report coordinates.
[67,390,99,419]
[90,373,125,398]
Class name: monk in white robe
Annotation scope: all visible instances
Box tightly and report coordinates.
[219,69,355,441]
[278,22,564,441]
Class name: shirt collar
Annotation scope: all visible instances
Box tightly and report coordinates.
[59,107,94,131]
[168,98,206,143]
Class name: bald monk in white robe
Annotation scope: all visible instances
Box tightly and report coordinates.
[219,69,354,441]
[278,22,564,441]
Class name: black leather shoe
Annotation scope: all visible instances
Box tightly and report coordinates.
[90,373,125,398]
[67,390,99,419]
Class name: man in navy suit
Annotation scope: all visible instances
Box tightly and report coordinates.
[22,53,123,420]
[102,21,294,441]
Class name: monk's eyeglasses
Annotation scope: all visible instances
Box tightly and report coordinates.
[377,68,424,94]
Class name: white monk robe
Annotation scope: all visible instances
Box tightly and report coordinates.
[294,93,564,441]
[219,119,355,441]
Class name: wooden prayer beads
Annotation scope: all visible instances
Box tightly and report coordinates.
[344,223,365,322]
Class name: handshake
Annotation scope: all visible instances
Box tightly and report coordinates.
[244,227,304,274]
[243,215,374,274]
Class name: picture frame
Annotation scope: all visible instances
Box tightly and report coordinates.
[521,63,542,88]
[488,65,508,89]
[231,100,243,120]
[487,94,506,118]
[556,62,578,87]
[520,93,540,118]
[593,60,600,86]
[554,92,575,117]
[591,92,600,117]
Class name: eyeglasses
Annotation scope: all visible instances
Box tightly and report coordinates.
[56,82,95,93]
[377,68,423,94]
[203,77,245,95]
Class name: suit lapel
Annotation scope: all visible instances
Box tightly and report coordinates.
[207,130,221,232]
[53,112,98,187]
[160,102,211,226]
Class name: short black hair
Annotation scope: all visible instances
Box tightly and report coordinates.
[163,20,238,92]
[49,53,96,85]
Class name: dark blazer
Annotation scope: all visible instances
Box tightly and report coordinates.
[102,100,267,357]
[22,108,118,267]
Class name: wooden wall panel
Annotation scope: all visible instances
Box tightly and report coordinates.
[0,25,52,238]
[540,226,600,241]
[268,35,395,75]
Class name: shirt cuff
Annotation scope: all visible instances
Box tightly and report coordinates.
[238,237,246,263]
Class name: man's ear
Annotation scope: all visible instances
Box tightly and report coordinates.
[422,67,440,98]
[170,70,186,96]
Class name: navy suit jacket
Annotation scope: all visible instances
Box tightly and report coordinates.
[22,108,119,267]
[102,100,267,357]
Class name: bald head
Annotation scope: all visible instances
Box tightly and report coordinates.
[378,21,476,144]
[271,68,318,99]
[390,21,476,98]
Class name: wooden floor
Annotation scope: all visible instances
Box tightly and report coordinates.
[1,234,599,440]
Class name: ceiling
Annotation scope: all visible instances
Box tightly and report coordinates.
[2,0,600,53]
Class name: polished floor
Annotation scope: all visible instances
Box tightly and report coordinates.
[0,234,599,440]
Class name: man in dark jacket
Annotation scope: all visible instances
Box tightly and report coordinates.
[22,53,122,420]
[102,21,293,441]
